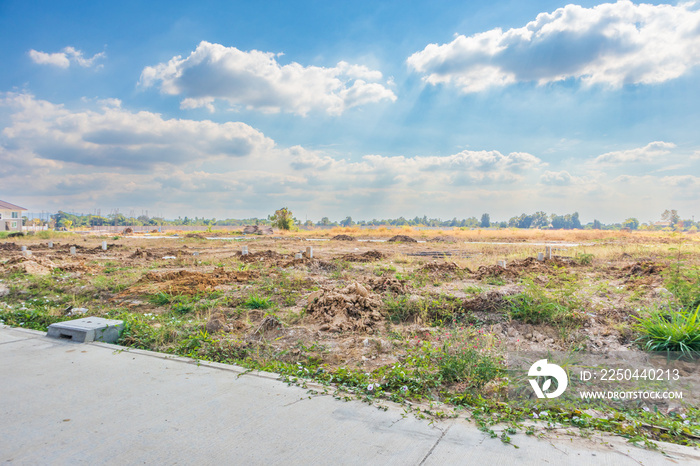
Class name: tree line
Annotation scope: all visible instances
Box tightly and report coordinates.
[42,208,699,232]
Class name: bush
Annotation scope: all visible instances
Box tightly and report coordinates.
[633,305,700,356]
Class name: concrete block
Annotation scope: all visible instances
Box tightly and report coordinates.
[70,246,76,255]
[48,241,53,248]
[102,241,107,250]
[241,246,248,256]
[47,317,124,344]
[537,252,544,261]
[295,253,302,259]
[306,246,313,258]
[21,246,27,252]
[497,260,506,268]
[545,246,552,259]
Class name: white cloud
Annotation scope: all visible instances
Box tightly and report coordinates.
[540,170,575,186]
[3,93,698,221]
[289,147,545,187]
[28,46,105,68]
[408,1,700,93]
[593,141,676,165]
[139,41,396,116]
[0,93,274,169]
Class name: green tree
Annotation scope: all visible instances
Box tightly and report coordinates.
[661,209,680,226]
[340,216,354,227]
[622,218,640,230]
[480,213,490,228]
[592,219,602,229]
[271,207,294,230]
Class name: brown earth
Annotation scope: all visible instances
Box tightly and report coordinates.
[420,261,462,274]
[387,235,418,243]
[428,236,457,242]
[339,250,386,262]
[306,282,384,333]
[366,276,410,294]
[132,268,257,295]
[331,234,356,241]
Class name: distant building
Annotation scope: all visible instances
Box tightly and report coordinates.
[654,221,672,228]
[0,200,27,232]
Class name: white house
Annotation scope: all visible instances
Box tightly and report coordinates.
[0,200,27,232]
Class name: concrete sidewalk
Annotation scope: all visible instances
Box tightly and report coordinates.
[1,325,698,465]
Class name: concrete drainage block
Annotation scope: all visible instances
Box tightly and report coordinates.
[47,317,124,344]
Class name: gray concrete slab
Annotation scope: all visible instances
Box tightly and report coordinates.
[1,325,698,465]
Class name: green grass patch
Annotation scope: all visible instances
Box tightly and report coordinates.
[633,305,700,356]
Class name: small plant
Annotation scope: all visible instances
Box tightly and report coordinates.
[633,305,700,356]
[243,294,273,309]
[172,301,195,315]
[150,292,176,306]
[575,252,594,265]
[506,279,584,325]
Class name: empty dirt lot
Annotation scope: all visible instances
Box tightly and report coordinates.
[1,228,699,448]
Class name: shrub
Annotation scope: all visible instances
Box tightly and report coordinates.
[633,305,700,356]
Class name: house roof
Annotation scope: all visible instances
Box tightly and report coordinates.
[0,200,27,211]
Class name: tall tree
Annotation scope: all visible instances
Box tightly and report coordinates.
[480,213,490,228]
[270,207,294,230]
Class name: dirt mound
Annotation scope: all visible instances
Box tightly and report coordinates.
[280,258,337,271]
[130,248,159,259]
[339,250,386,262]
[462,290,513,313]
[130,248,182,259]
[306,282,383,333]
[473,264,514,280]
[428,236,457,243]
[420,261,461,274]
[387,235,417,243]
[240,249,290,263]
[0,256,91,275]
[0,243,21,251]
[622,261,666,277]
[366,276,409,294]
[122,227,133,235]
[135,268,257,295]
[331,235,356,241]
[3,257,55,276]
[184,233,206,239]
[243,225,273,235]
[473,257,559,280]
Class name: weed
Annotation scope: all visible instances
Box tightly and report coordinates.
[374,265,397,277]
[507,279,584,326]
[633,305,700,356]
[150,292,177,305]
[575,252,594,265]
[484,276,506,286]
[243,294,273,309]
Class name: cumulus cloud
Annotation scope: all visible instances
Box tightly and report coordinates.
[593,141,676,165]
[4,93,697,220]
[0,93,274,169]
[139,41,396,115]
[28,46,105,68]
[407,1,700,93]
[540,170,575,186]
[289,147,545,187]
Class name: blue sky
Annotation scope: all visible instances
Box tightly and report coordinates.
[1,0,699,223]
